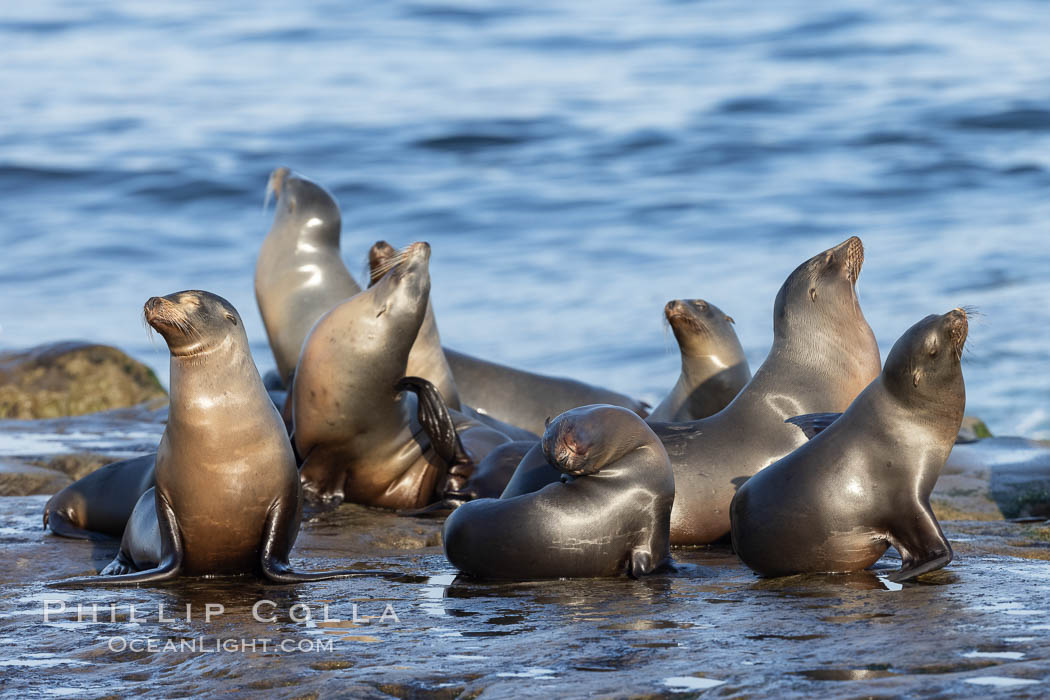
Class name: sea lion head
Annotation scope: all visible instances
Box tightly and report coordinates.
[883,308,968,406]
[265,167,341,248]
[773,236,866,340]
[144,291,243,357]
[377,240,430,303]
[364,241,432,342]
[542,405,641,478]
[367,240,399,287]
[664,298,737,356]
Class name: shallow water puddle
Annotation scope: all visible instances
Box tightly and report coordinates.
[964,676,1040,687]
[963,650,1025,660]
[418,574,456,617]
[662,676,726,691]
[496,667,556,678]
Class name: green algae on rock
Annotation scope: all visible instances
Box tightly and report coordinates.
[0,342,166,419]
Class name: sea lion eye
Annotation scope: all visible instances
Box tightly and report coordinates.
[809,287,817,302]
[225,313,238,326]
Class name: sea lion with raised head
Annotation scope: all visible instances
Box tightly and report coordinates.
[443,405,675,579]
[368,241,539,442]
[368,240,462,412]
[730,309,968,582]
[499,238,881,546]
[54,291,391,585]
[369,240,647,438]
[294,242,512,507]
[648,298,751,423]
[255,168,361,387]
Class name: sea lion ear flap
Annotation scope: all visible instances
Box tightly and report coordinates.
[785,413,843,440]
[544,416,552,430]
[913,369,922,387]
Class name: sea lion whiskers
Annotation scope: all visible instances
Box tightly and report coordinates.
[947,307,970,360]
[143,296,209,357]
[842,235,864,284]
[370,245,414,282]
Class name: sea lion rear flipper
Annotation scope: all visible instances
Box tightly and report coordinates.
[785,412,843,439]
[396,375,474,497]
[259,495,402,583]
[396,376,470,465]
[886,502,953,582]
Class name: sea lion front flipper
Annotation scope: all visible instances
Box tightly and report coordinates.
[259,494,401,583]
[627,549,655,579]
[785,412,844,439]
[50,490,184,587]
[886,502,953,582]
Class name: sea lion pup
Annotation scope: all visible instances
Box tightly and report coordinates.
[255,167,361,388]
[647,299,751,423]
[55,292,392,585]
[294,242,512,507]
[443,405,675,579]
[731,309,969,582]
[498,238,881,546]
[368,241,538,442]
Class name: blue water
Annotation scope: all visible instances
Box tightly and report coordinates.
[2,1,1048,437]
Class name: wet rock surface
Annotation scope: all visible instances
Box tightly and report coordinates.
[937,438,1050,521]
[0,342,167,420]
[1,496,1049,698]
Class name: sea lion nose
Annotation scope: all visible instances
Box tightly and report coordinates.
[408,241,431,260]
[665,300,681,317]
[144,297,161,317]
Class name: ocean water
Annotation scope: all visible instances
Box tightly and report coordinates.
[1,0,1048,437]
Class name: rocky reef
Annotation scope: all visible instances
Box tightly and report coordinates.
[0,342,166,420]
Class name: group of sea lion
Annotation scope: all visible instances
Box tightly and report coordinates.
[44,168,968,586]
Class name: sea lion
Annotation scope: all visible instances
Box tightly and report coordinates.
[368,241,539,442]
[369,242,648,436]
[368,241,462,411]
[293,242,511,507]
[647,298,751,423]
[255,167,361,387]
[55,291,390,584]
[499,238,881,546]
[730,309,968,582]
[443,405,675,579]
[445,350,650,437]
[44,454,156,539]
